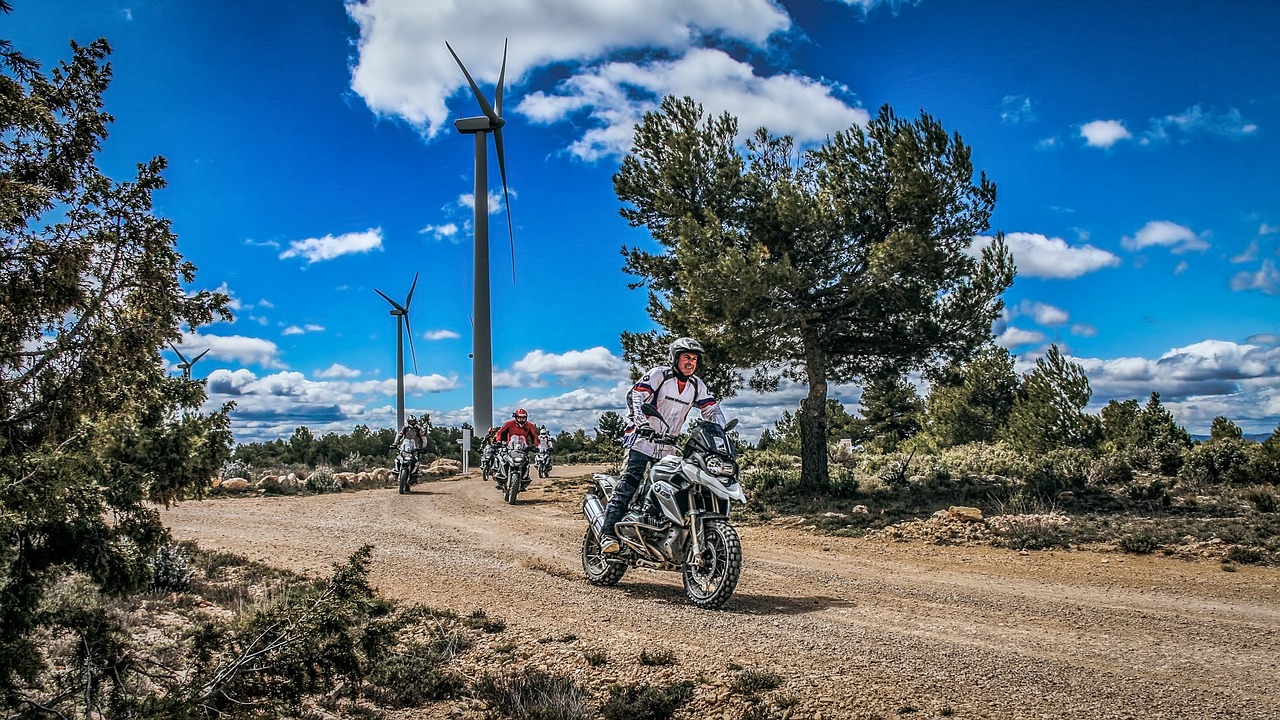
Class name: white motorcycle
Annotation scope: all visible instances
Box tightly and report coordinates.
[392,439,420,495]
[493,436,533,504]
[581,404,747,609]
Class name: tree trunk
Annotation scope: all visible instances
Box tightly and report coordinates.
[798,345,829,491]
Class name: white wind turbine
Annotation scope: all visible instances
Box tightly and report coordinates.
[446,39,516,433]
[170,343,209,380]
[375,272,419,432]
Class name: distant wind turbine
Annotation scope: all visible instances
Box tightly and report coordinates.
[170,344,210,380]
[375,272,419,432]
[446,39,516,433]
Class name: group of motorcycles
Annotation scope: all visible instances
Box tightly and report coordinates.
[480,436,553,504]
[396,405,748,609]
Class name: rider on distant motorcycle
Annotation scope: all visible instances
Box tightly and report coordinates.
[494,409,540,487]
[599,337,725,554]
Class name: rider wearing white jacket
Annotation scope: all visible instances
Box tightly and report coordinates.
[599,337,726,553]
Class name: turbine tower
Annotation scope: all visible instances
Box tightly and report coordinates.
[446,39,515,433]
[375,272,419,431]
[170,344,209,380]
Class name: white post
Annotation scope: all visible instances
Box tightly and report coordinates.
[459,428,473,473]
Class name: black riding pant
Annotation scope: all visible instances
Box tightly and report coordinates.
[601,448,655,538]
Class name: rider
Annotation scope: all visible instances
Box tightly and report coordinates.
[494,409,540,486]
[393,414,430,451]
[537,426,553,453]
[599,337,726,554]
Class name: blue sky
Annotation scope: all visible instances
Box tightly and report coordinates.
[10,0,1280,445]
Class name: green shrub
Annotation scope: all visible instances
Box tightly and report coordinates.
[600,680,695,720]
[1179,439,1253,486]
[936,442,1029,480]
[364,641,466,707]
[1245,490,1277,513]
[989,513,1072,550]
[1088,453,1134,486]
[305,465,342,493]
[638,647,677,666]
[1225,545,1265,565]
[472,668,594,720]
[149,541,195,592]
[1118,533,1161,554]
[731,668,783,696]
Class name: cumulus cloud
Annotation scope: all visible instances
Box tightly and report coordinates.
[279,228,383,264]
[347,0,791,137]
[1079,119,1131,148]
[520,47,868,160]
[282,324,325,336]
[1015,300,1069,325]
[421,223,461,243]
[1121,220,1209,254]
[345,0,864,161]
[972,232,1120,279]
[1230,259,1280,296]
[996,326,1045,349]
[180,332,285,369]
[424,329,461,341]
[317,363,362,378]
[511,346,628,379]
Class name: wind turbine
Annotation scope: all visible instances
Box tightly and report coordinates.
[446,39,516,433]
[375,272,419,432]
[170,344,209,380]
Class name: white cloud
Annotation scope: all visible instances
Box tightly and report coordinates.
[1121,220,1209,254]
[318,363,362,378]
[1142,104,1257,144]
[1079,119,1131,148]
[279,228,384,264]
[511,346,629,379]
[995,326,1045,348]
[1016,300,1068,325]
[1230,259,1280,296]
[421,222,460,243]
[347,0,791,138]
[973,232,1120,279]
[180,332,285,368]
[282,324,325,336]
[1000,95,1034,125]
[424,329,462,341]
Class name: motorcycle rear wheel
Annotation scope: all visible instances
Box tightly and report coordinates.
[682,518,742,609]
[581,524,626,586]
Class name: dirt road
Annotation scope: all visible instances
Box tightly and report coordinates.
[161,466,1280,719]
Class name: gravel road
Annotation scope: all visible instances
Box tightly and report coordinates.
[161,466,1280,720]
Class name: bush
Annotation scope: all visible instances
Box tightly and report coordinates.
[364,642,466,707]
[936,442,1029,480]
[1245,490,1277,513]
[1088,453,1134,486]
[600,680,695,720]
[1179,439,1253,486]
[305,465,343,493]
[1022,448,1092,499]
[149,541,195,592]
[1118,533,1161,554]
[472,668,593,720]
[731,668,783,696]
[638,647,677,666]
[989,513,1072,550]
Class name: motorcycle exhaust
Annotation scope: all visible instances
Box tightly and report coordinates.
[582,494,605,535]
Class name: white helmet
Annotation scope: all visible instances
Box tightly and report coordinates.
[669,337,705,366]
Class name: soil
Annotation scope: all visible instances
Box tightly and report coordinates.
[161,465,1280,720]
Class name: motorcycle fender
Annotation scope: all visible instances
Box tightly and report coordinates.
[686,465,747,503]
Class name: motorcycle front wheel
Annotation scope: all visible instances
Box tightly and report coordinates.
[581,523,626,586]
[682,518,742,609]
[504,476,520,504]
[398,465,411,494]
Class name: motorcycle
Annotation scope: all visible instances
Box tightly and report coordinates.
[580,403,746,609]
[392,439,420,494]
[536,445,553,478]
[480,442,496,482]
[493,435,533,504]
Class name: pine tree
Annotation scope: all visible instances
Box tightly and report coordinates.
[1003,345,1100,454]
[923,344,1019,447]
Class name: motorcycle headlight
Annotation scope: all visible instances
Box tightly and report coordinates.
[705,456,737,478]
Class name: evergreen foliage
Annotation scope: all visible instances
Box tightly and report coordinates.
[1,36,233,702]
[613,96,1014,490]
[923,344,1019,447]
[1003,345,1100,454]
[854,372,924,453]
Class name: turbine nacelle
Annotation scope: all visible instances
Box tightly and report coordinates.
[455,116,502,133]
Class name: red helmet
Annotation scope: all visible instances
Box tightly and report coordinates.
[514,408,528,420]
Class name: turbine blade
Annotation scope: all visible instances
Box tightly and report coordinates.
[405,316,419,374]
[494,126,516,282]
[494,39,507,118]
[375,288,406,313]
[191,349,210,364]
[170,343,189,365]
[405,271,419,308]
[445,41,499,124]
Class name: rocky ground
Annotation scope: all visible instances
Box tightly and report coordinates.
[161,465,1280,719]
